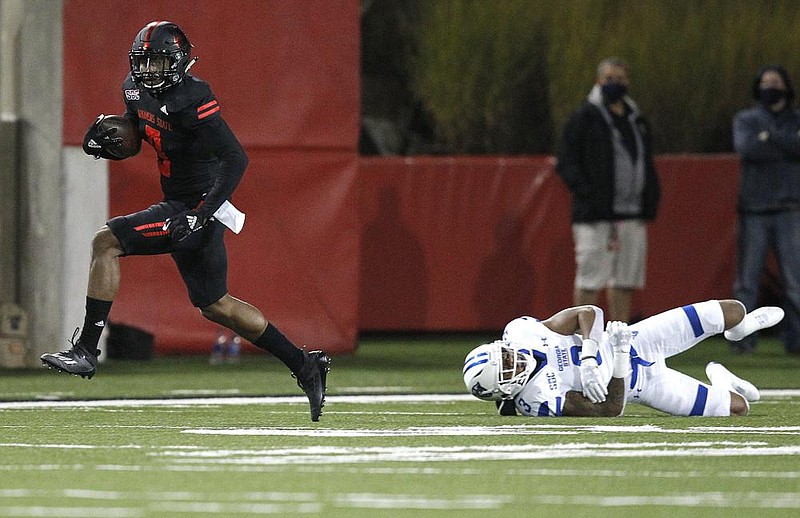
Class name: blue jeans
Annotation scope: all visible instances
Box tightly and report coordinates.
[733,210,800,353]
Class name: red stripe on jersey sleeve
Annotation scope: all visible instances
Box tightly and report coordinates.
[197,99,220,120]
[197,100,218,112]
[197,105,221,120]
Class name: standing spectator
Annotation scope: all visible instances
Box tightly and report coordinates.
[556,57,660,322]
[731,65,800,355]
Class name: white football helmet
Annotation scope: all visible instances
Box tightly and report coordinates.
[462,340,536,401]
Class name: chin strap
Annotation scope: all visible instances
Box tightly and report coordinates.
[184,57,198,74]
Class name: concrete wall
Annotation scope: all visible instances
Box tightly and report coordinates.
[0,118,19,304]
[0,2,22,308]
[62,148,108,347]
[1,0,68,364]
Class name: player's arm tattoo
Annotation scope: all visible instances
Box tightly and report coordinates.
[563,378,625,417]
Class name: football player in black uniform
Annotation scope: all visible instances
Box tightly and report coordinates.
[41,21,331,422]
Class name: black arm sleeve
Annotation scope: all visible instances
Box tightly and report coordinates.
[555,111,588,196]
[192,117,249,220]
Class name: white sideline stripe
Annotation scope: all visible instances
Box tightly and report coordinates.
[152,444,800,465]
[181,426,800,437]
[333,493,511,509]
[0,489,510,512]
[0,394,469,409]
[288,466,800,480]
[0,492,797,512]
[183,426,583,437]
[0,489,318,500]
[0,507,142,517]
[3,463,800,481]
[0,503,322,515]
[0,389,797,409]
[530,492,800,509]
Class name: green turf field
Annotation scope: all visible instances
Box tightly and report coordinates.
[1,334,799,517]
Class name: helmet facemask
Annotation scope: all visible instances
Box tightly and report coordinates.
[463,341,536,401]
[130,53,176,91]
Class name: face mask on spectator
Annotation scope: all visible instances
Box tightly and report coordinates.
[602,82,628,103]
[759,87,786,106]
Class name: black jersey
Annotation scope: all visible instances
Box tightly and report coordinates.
[121,73,248,219]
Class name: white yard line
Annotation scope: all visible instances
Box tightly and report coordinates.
[0,394,470,409]
[528,492,800,509]
[150,443,800,465]
[0,389,796,409]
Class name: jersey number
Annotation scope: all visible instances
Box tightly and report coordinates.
[519,397,563,416]
[144,125,171,177]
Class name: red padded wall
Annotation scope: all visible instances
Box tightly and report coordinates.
[63,1,359,150]
[359,157,574,330]
[107,150,358,354]
[63,1,360,354]
[359,155,741,330]
[644,154,740,321]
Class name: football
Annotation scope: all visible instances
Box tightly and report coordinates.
[99,115,142,159]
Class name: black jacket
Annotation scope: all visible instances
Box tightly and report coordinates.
[733,103,800,214]
[556,101,660,223]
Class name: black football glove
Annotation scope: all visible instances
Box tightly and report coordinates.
[82,114,123,160]
[496,399,518,416]
[163,210,207,249]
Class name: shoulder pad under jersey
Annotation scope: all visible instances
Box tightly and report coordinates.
[161,75,219,120]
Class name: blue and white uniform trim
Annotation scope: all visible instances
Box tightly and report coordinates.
[682,304,705,338]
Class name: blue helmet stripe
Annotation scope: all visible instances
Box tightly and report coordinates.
[463,358,488,374]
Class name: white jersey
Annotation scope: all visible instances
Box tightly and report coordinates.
[502,316,614,416]
[503,301,736,417]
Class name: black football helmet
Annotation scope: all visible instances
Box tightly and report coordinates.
[129,21,196,94]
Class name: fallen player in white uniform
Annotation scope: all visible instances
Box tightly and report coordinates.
[462,299,784,417]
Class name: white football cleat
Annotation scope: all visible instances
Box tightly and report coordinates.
[705,361,760,402]
[724,306,785,341]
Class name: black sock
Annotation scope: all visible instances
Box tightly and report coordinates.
[78,297,113,354]
[253,324,304,373]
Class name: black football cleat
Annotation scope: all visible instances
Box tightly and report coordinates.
[292,350,331,422]
[40,329,99,380]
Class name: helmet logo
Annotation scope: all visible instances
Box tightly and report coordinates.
[471,381,492,399]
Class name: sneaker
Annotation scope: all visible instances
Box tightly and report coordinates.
[292,350,331,422]
[705,361,760,402]
[40,328,99,380]
[724,306,784,341]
